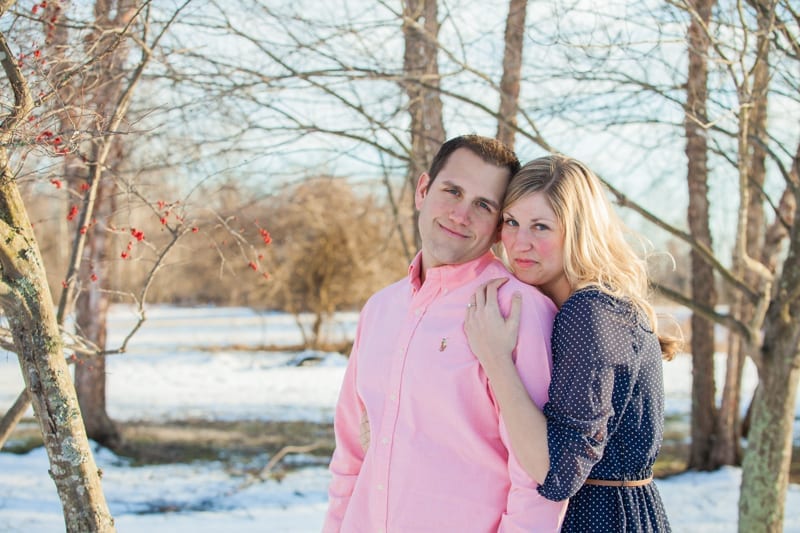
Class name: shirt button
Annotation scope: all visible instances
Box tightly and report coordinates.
[377,484,384,491]
[415,309,421,316]
[381,437,389,444]
[390,393,397,401]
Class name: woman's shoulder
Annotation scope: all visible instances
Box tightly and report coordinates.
[560,287,619,314]
[557,287,644,329]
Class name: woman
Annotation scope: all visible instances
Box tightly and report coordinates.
[465,155,679,532]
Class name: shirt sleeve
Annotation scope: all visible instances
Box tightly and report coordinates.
[537,291,624,501]
[497,288,569,532]
[322,317,367,533]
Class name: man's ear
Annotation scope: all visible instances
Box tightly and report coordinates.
[414,172,432,210]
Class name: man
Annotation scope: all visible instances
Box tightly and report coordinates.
[323,135,568,532]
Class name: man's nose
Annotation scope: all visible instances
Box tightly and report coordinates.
[449,202,470,225]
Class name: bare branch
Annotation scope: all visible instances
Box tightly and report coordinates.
[653,282,754,341]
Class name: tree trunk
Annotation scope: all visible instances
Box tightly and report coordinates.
[739,263,800,531]
[496,0,527,149]
[75,169,118,447]
[738,80,800,529]
[712,327,744,465]
[69,0,136,447]
[712,9,770,466]
[684,0,717,471]
[0,160,114,532]
[402,0,445,250]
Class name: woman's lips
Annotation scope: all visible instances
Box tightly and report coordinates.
[513,257,536,268]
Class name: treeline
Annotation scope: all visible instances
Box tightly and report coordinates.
[24,175,410,312]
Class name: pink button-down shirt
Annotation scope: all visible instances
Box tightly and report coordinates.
[323,251,568,532]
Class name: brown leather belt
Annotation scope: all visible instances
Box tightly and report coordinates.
[584,476,653,487]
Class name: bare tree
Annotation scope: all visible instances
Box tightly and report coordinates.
[734,3,800,529]
[262,177,407,348]
[684,0,718,471]
[0,3,114,530]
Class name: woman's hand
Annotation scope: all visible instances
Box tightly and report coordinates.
[464,277,522,377]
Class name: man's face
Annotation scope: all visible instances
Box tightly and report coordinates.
[414,147,510,274]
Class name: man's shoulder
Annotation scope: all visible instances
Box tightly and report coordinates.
[476,261,557,324]
[363,277,408,308]
[481,260,553,301]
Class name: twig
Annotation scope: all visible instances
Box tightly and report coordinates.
[229,440,329,494]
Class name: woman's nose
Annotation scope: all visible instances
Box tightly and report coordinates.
[511,231,533,251]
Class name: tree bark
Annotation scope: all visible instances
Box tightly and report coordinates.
[496,0,527,149]
[402,0,445,250]
[684,0,717,471]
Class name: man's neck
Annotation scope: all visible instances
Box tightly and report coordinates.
[413,251,492,288]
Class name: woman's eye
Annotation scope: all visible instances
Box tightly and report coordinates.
[503,218,518,227]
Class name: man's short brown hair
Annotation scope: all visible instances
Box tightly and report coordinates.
[427,135,520,188]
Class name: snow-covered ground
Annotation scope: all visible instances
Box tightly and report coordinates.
[1,305,798,532]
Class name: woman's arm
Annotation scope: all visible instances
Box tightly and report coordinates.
[537,291,619,500]
[465,278,551,484]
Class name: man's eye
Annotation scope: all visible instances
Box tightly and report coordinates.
[478,201,492,212]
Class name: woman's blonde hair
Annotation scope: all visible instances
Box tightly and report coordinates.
[504,155,680,360]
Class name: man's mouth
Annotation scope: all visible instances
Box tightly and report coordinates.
[437,222,468,239]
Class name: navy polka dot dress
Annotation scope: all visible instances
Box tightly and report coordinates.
[537,288,671,532]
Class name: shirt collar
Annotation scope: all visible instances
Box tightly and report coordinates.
[408,250,497,293]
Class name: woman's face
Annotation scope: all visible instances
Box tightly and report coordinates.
[501,191,571,306]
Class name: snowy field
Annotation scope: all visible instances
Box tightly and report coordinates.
[1,305,799,532]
